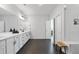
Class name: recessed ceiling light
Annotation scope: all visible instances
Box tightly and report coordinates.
[24,4,27,6]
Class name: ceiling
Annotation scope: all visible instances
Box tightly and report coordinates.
[0,4,58,16]
[16,4,58,16]
[0,4,24,16]
[0,7,13,15]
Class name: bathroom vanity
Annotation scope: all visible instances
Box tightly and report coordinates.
[0,31,30,54]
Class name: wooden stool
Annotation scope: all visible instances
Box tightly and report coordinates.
[55,40,68,54]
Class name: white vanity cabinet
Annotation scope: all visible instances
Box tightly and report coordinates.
[25,32,30,42]
[22,33,27,45]
[6,37,15,54]
[19,34,23,48]
[27,32,31,39]
[0,32,30,54]
[0,40,6,54]
[14,32,30,53]
[21,33,26,47]
[19,32,30,49]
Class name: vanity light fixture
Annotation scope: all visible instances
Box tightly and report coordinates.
[19,15,24,20]
[21,16,24,20]
[24,4,26,6]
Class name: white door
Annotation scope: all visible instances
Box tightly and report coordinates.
[6,37,15,54]
[46,20,51,39]
[0,40,5,54]
[55,15,62,41]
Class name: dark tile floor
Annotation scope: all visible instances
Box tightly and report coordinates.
[17,39,79,54]
[17,39,57,54]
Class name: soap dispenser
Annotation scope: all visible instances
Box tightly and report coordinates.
[13,28,15,33]
[10,28,12,32]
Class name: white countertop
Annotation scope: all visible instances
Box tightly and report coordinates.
[0,31,30,41]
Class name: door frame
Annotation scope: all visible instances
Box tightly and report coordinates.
[53,18,55,45]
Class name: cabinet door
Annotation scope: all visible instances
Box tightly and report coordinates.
[6,37,15,54]
[25,33,29,42]
[20,33,30,49]
[26,32,30,41]
[22,34,25,46]
[19,34,23,48]
[23,33,27,44]
[14,35,20,53]
[28,32,31,39]
[22,33,28,45]
[0,40,5,54]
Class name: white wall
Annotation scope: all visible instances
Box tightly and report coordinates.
[0,20,4,32]
[65,5,79,42]
[50,5,65,41]
[0,15,30,32]
[28,15,49,39]
[0,15,19,32]
[4,15,19,32]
